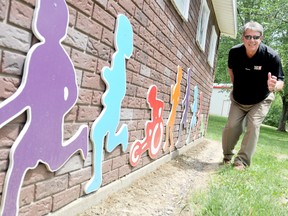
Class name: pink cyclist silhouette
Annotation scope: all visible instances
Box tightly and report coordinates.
[0,1,88,215]
[130,85,164,166]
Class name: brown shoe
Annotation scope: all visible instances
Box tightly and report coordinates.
[233,161,246,171]
[222,159,231,165]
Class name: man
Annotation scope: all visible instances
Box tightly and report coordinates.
[222,21,284,170]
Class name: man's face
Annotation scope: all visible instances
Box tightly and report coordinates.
[242,29,262,53]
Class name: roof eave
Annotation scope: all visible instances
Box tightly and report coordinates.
[212,0,238,39]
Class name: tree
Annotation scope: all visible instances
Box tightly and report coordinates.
[214,36,238,83]
[215,0,288,131]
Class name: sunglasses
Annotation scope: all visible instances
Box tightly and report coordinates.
[244,35,261,40]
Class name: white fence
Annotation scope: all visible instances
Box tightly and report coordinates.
[209,84,232,117]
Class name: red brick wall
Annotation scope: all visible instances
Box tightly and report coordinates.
[0,0,219,215]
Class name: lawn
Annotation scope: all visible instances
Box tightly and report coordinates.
[189,115,288,216]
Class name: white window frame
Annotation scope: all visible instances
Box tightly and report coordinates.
[208,26,218,68]
[196,0,210,52]
[171,0,191,21]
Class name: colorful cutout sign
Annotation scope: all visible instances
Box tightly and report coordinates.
[130,85,164,166]
[186,85,198,144]
[0,1,88,215]
[163,65,182,152]
[176,68,192,148]
[0,1,210,215]
[194,91,204,140]
[84,14,133,194]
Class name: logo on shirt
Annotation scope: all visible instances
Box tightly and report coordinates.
[254,66,262,70]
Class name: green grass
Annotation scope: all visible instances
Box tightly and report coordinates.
[189,115,288,216]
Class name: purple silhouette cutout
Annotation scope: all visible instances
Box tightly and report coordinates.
[0,1,88,215]
[176,68,192,148]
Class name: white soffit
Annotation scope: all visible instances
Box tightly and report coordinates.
[212,0,237,38]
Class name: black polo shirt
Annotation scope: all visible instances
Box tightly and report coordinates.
[228,43,284,105]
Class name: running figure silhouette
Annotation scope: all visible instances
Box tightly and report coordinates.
[85,14,133,194]
[176,68,192,148]
[186,86,199,144]
[0,1,88,216]
[194,91,204,140]
[163,66,182,152]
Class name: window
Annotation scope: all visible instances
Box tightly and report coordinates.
[171,0,191,21]
[208,26,218,67]
[196,0,210,52]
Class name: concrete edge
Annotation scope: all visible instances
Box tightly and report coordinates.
[51,138,205,216]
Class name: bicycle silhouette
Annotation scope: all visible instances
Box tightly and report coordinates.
[130,85,164,166]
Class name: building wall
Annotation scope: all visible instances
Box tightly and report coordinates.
[0,0,219,215]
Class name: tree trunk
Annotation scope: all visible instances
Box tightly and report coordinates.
[277,96,288,132]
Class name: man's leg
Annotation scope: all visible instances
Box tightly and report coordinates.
[236,93,275,166]
[222,98,246,161]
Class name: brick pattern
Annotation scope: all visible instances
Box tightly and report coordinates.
[0,0,219,215]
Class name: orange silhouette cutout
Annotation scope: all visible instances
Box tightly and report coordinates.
[163,66,182,152]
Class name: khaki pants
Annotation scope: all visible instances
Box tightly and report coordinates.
[222,92,275,166]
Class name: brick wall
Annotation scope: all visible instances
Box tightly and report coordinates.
[0,0,219,215]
